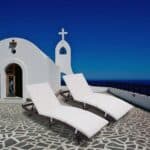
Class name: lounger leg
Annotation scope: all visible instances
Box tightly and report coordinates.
[35,108,38,114]
[68,93,73,100]
[104,112,107,117]
[83,103,88,109]
[49,118,53,127]
[28,113,32,117]
[74,129,78,134]
[74,129,82,144]
[31,105,34,111]
[65,92,73,102]
[65,97,69,102]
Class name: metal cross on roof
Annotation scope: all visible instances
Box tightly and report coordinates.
[58,28,68,40]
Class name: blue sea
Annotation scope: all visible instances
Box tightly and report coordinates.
[62,79,150,96]
[88,80,150,96]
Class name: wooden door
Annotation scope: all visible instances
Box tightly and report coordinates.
[6,74,16,97]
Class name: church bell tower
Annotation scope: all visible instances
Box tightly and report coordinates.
[55,28,73,75]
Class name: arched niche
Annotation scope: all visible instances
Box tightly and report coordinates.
[59,47,67,55]
[5,63,23,97]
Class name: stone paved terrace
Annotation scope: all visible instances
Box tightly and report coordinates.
[0,100,150,150]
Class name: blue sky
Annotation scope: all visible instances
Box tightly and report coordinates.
[0,0,150,80]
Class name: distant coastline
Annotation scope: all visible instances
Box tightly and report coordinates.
[61,79,150,96]
[88,80,150,96]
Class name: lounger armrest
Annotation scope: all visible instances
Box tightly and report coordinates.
[59,90,73,101]
[22,102,33,110]
[59,90,70,94]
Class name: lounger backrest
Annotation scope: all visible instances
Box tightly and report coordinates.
[63,73,93,100]
[27,83,60,115]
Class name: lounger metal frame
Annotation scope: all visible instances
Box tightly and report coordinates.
[59,90,110,118]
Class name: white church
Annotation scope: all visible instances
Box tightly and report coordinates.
[0,28,73,99]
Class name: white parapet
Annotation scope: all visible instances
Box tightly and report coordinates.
[109,88,150,110]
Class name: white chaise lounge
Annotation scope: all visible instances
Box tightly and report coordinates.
[63,73,133,120]
[24,82,108,139]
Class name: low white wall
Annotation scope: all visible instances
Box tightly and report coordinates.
[91,86,108,93]
[109,88,150,110]
[60,85,108,93]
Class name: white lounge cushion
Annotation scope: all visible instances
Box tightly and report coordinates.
[46,105,108,138]
[27,82,108,138]
[63,73,133,120]
[86,93,133,120]
[27,82,60,116]
[64,74,93,100]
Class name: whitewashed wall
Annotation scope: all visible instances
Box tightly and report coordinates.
[0,37,60,99]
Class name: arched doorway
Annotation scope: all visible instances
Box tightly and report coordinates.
[5,63,22,97]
